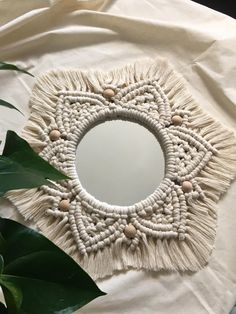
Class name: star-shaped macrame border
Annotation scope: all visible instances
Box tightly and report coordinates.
[6,58,236,279]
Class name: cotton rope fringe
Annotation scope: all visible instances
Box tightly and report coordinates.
[5,58,236,280]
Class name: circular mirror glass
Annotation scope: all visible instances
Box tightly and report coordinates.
[76,120,165,206]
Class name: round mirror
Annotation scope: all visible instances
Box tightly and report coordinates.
[76,120,165,206]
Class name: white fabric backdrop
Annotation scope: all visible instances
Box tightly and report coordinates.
[0,0,236,313]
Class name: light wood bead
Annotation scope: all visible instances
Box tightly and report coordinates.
[124,224,137,238]
[171,115,183,126]
[102,88,115,99]
[182,181,193,193]
[49,129,61,141]
[59,199,70,211]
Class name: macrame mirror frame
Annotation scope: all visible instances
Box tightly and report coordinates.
[6,58,236,279]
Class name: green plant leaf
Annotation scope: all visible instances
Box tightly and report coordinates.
[0,131,70,195]
[0,277,22,314]
[0,62,34,77]
[0,255,4,274]
[0,218,105,314]
[0,233,6,254]
[0,99,23,115]
[0,301,8,314]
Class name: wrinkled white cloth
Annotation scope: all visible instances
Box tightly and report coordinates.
[0,1,236,313]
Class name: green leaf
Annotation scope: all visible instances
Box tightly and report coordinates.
[0,233,6,254]
[0,61,34,77]
[0,99,23,115]
[0,301,8,314]
[0,255,4,274]
[0,218,105,314]
[0,131,69,195]
[0,277,22,314]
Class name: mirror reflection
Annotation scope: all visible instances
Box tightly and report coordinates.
[76,120,165,206]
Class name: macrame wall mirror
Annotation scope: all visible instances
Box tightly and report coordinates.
[6,58,236,279]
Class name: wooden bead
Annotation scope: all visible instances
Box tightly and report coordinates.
[102,88,115,99]
[182,181,193,193]
[59,199,70,211]
[171,115,183,126]
[49,129,61,141]
[124,224,137,238]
